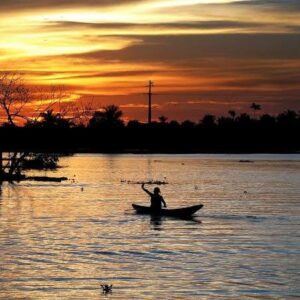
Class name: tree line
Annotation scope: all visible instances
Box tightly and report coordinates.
[0,72,299,154]
[2,97,300,133]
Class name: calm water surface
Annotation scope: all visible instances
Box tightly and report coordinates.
[0,154,299,299]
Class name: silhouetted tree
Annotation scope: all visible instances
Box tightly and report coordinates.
[0,75,70,180]
[148,121,160,129]
[259,114,276,129]
[0,74,31,180]
[27,109,73,128]
[200,114,216,129]
[277,110,299,129]
[168,120,180,129]
[0,72,30,127]
[218,116,234,129]
[72,100,96,127]
[127,120,142,129]
[236,113,252,128]
[158,115,168,124]
[181,120,195,129]
[89,105,124,128]
[228,110,236,119]
[250,102,261,118]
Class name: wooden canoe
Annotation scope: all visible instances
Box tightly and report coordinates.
[132,204,203,217]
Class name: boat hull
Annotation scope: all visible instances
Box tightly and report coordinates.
[132,204,203,217]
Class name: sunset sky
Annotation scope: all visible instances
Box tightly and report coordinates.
[1,0,300,121]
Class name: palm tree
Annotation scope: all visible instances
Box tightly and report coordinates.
[89,105,124,128]
[127,120,142,129]
[158,115,168,124]
[250,103,261,118]
[29,109,72,128]
[168,120,180,129]
[228,110,236,119]
[181,120,195,129]
[201,114,216,128]
[277,110,298,128]
[236,113,252,128]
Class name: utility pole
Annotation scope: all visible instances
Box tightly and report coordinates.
[148,80,153,124]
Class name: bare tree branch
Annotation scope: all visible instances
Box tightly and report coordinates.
[0,72,30,126]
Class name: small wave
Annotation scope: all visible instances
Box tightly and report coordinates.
[202,214,265,222]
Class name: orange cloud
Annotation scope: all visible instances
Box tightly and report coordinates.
[0,0,299,122]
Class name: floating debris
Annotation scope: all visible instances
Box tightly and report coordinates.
[239,160,254,163]
[26,176,68,182]
[121,180,168,185]
[246,215,258,219]
[100,284,113,294]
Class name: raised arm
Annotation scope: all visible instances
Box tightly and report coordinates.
[141,183,152,196]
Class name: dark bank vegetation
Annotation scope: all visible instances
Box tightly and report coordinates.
[0,151,67,183]
[0,72,72,182]
[21,153,60,170]
[1,105,299,154]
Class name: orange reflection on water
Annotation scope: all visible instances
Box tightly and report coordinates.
[0,154,299,299]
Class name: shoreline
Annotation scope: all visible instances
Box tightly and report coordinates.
[1,127,299,154]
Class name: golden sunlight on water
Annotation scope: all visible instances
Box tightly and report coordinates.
[0,154,299,299]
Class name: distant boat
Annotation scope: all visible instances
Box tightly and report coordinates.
[132,204,203,218]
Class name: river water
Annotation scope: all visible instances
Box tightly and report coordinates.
[0,154,299,299]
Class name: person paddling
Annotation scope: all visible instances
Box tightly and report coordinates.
[141,183,167,211]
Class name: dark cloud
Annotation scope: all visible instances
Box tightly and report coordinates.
[45,20,265,31]
[71,34,300,62]
[285,25,300,33]
[233,0,300,11]
[55,70,160,80]
[181,63,300,91]
[224,76,300,89]
[62,33,300,96]
[0,0,141,11]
